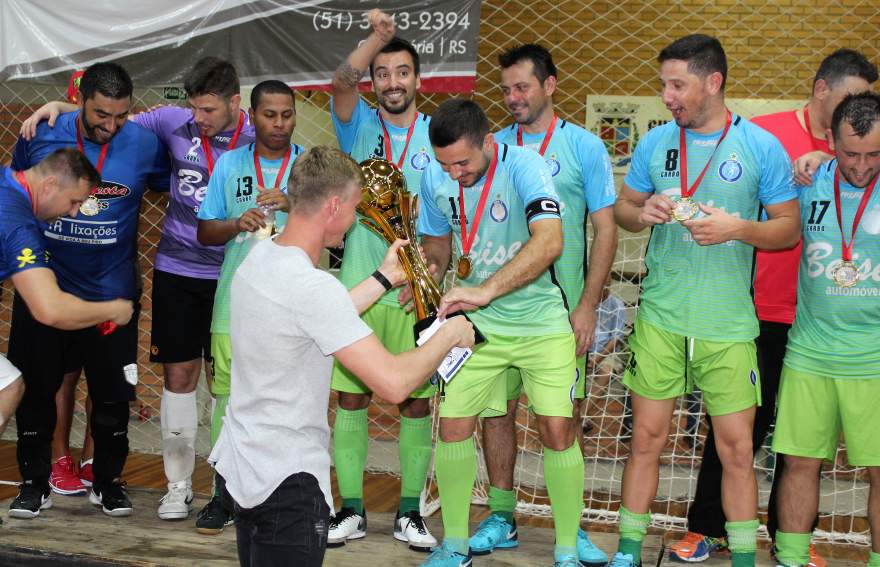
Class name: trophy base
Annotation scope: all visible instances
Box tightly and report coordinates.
[414,312,487,346]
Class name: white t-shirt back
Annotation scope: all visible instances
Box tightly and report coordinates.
[209,239,372,509]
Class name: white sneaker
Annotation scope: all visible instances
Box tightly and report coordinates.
[327,507,366,546]
[158,480,194,520]
[393,510,437,551]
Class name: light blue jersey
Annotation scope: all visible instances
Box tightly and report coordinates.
[419,143,570,337]
[625,115,796,341]
[198,143,303,333]
[331,98,433,306]
[785,161,880,378]
[495,119,615,310]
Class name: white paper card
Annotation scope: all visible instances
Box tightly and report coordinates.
[416,317,472,383]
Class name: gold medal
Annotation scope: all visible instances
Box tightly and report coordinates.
[456,256,472,279]
[832,260,859,288]
[671,197,699,222]
[79,195,100,216]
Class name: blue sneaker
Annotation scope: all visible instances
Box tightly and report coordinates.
[555,553,582,567]
[419,541,473,567]
[577,528,609,566]
[609,552,640,567]
[468,514,518,555]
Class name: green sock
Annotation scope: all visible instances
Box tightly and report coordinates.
[488,486,516,523]
[333,408,368,514]
[210,394,229,447]
[435,437,477,554]
[869,551,880,566]
[617,505,650,564]
[726,519,758,567]
[398,415,433,514]
[774,531,811,566]
[543,442,584,549]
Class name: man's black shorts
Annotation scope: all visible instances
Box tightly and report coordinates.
[7,294,139,403]
[149,269,216,364]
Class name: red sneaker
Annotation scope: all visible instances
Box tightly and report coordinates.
[49,454,86,495]
[79,458,94,487]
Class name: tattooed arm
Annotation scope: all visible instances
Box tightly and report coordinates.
[331,9,396,122]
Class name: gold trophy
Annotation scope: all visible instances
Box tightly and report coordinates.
[357,158,484,343]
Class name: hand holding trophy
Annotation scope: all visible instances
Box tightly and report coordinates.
[357,158,484,345]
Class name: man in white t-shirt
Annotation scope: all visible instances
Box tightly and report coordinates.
[208,146,475,567]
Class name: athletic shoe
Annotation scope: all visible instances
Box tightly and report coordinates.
[8,481,52,519]
[555,554,582,567]
[577,528,609,566]
[468,513,518,555]
[79,459,94,487]
[807,544,827,567]
[668,532,727,562]
[418,541,473,566]
[327,507,367,546]
[195,493,234,535]
[608,552,641,567]
[158,480,194,520]
[89,480,132,517]
[394,510,437,551]
[49,454,87,495]
[770,543,825,567]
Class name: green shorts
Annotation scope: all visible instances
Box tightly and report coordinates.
[506,354,586,400]
[331,303,435,398]
[622,317,760,416]
[773,366,880,466]
[210,333,232,396]
[439,332,576,419]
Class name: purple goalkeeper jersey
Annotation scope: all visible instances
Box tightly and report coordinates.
[133,106,255,279]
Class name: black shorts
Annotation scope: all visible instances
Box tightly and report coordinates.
[7,293,139,403]
[149,269,216,364]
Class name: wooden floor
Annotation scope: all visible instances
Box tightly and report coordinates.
[0,441,869,565]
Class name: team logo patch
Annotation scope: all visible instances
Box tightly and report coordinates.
[749,369,757,386]
[410,148,431,171]
[17,248,36,268]
[490,197,509,222]
[150,345,159,356]
[718,154,743,183]
[546,155,561,177]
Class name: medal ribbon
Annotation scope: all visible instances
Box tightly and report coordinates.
[253,145,293,189]
[458,143,499,260]
[516,115,558,157]
[201,110,245,175]
[14,171,36,214]
[76,117,109,174]
[833,166,880,262]
[679,110,732,199]
[379,112,419,169]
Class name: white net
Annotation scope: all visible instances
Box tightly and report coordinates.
[1,0,878,548]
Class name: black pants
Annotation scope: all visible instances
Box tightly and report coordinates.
[235,473,330,567]
[9,294,137,487]
[687,320,790,539]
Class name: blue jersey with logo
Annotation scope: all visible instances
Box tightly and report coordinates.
[0,168,50,281]
[331,97,433,306]
[418,143,571,337]
[12,111,170,301]
[495,119,615,311]
[624,115,795,341]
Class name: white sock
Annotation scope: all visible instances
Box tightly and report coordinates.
[160,389,197,484]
